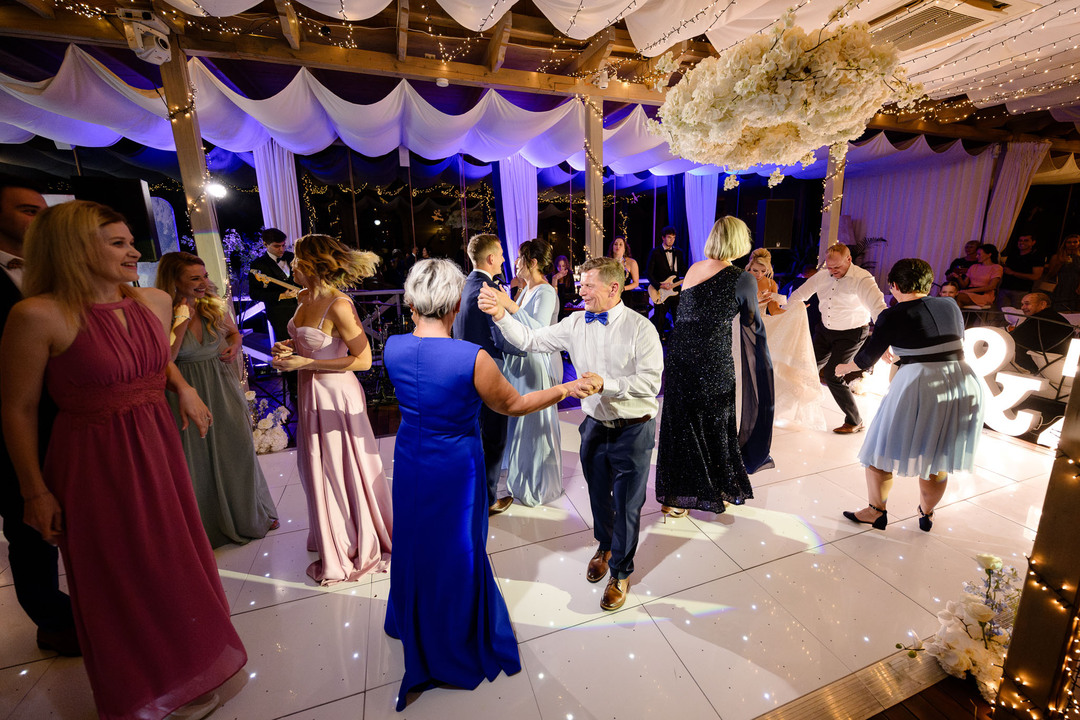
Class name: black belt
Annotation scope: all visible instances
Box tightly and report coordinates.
[596,415,652,429]
[895,350,964,366]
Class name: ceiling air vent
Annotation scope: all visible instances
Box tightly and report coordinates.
[869,0,1033,53]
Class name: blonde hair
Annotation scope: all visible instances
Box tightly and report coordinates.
[746,248,774,278]
[580,257,624,287]
[154,252,227,338]
[293,234,379,290]
[826,243,851,259]
[466,233,502,266]
[23,200,136,324]
[704,216,751,261]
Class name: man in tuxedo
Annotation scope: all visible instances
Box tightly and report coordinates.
[452,233,524,515]
[646,226,686,340]
[249,228,300,402]
[0,176,79,655]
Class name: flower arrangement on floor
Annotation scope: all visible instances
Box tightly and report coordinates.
[246,390,290,454]
[649,0,922,186]
[901,553,1023,702]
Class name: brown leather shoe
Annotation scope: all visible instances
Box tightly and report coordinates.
[488,497,513,516]
[586,549,612,583]
[36,627,81,657]
[600,576,630,611]
[833,423,865,434]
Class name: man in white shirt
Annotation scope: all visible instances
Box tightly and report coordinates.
[788,243,888,434]
[479,257,663,612]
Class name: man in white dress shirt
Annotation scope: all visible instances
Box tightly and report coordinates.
[788,243,888,434]
[479,257,663,612]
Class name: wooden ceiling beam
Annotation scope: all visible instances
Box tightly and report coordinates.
[566,28,615,76]
[274,0,301,51]
[0,7,126,46]
[868,113,1080,153]
[396,0,408,61]
[13,0,54,19]
[484,13,511,72]
[151,0,185,35]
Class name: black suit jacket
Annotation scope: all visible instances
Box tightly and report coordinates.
[452,271,524,361]
[647,245,687,294]
[0,271,56,486]
[249,251,299,330]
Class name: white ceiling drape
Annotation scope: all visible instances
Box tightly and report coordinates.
[982,141,1052,248]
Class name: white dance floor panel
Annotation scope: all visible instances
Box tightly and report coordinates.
[0,386,1049,719]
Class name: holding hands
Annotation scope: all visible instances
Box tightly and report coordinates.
[478,284,511,320]
[566,371,603,399]
[271,338,312,372]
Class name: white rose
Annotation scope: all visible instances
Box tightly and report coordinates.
[245,390,256,401]
[257,417,273,430]
[976,554,1003,572]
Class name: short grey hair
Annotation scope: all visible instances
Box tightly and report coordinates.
[404,258,467,318]
[704,216,751,261]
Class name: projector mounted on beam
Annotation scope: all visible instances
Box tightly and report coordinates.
[117,9,171,65]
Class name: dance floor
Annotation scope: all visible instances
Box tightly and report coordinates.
[0,384,1052,720]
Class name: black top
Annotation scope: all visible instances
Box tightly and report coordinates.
[945,256,976,284]
[1001,251,1046,292]
[646,245,686,291]
[854,297,964,369]
[1010,307,1074,359]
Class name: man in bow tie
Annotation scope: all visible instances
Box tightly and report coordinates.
[249,228,300,404]
[646,226,686,341]
[479,257,663,612]
[453,233,525,516]
[0,176,79,656]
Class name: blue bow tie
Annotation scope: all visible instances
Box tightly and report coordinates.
[584,311,608,325]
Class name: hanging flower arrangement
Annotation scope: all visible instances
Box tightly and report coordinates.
[649,1,922,181]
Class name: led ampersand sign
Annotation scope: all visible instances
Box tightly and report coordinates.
[963,327,1045,436]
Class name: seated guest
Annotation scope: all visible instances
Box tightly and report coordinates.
[550,254,578,319]
[939,281,960,300]
[956,244,1003,308]
[1042,234,1080,312]
[945,241,980,286]
[999,234,1045,309]
[1008,292,1075,373]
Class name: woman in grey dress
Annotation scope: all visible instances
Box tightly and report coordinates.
[156,252,278,547]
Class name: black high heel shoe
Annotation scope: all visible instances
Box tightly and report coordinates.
[843,503,887,530]
[918,505,934,532]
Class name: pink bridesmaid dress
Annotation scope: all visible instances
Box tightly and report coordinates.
[289,297,392,585]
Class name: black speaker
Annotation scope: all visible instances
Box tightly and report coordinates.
[756,199,795,251]
[70,177,161,261]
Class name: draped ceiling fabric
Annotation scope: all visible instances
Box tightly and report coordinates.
[145,0,1080,110]
[494,153,539,274]
[684,173,718,264]
[1032,152,1080,185]
[839,139,998,288]
[253,138,303,244]
[982,141,1052,249]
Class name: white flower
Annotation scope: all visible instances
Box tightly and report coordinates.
[245,390,256,401]
[724,175,740,191]
[976,554,1003,572]
[257,417,273,430]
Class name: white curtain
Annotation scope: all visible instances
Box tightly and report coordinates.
[684,172,718,263]
[497,153,538,275]
[841,141,998,289]
[253,138,303,244]
[982,141,1051,248]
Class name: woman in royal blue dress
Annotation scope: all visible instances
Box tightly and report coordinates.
[382,259,598,710]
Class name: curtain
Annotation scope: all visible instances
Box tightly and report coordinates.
[666,174,691,259]
[253,138,303,244]
[684,172,719,263]
[982,141,1052,248]
[841,141,998,289]
[493,153,538,279]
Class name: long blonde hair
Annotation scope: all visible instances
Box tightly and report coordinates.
[154,252,227,337]
[293,234,379,291]
[23,200,136,325]
[746,248,774,279]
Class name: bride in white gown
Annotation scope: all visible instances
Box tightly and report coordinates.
[747,249,826,430]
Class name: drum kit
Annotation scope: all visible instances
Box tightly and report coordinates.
[355,297,413,404]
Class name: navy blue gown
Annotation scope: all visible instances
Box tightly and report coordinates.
[383,334,521,710]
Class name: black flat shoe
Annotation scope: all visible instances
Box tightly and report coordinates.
[918,505,934,532]
[843,503,887,530]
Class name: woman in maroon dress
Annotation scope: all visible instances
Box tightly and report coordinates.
[1,201,246,720]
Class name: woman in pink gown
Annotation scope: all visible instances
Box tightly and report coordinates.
[1,201,245,720]
[271,233,392,585]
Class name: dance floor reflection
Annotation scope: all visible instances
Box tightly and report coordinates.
[0,385,1050,720]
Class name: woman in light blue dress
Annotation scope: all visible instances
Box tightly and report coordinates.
[495,239,563,506]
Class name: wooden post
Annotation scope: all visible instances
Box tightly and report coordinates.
[818,142,847,264]
[160,41,228,291]
[994,379,1080,717]
[584,95,604,259]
